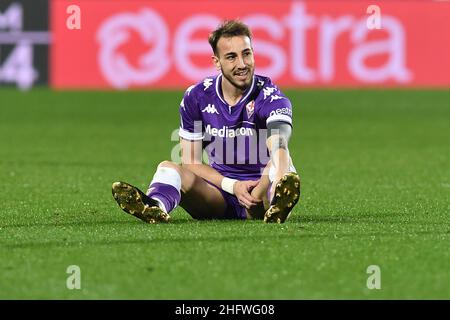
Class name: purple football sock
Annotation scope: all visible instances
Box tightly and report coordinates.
[146,182,181,214]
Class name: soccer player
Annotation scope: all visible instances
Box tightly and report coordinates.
[112,20,300,223]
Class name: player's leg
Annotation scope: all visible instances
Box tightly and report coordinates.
[245,163,271,219]
[177,176,228,220]
[264,171,301,223]
[112,161,227,223]
[246,160,301,223]
[161,161,228,220]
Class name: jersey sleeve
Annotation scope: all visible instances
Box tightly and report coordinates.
[257,83,293,127]
[178,85,204,141]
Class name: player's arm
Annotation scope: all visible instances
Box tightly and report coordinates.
[266,121,292,184]
[177,87,225,186]
[180,137,224,187]
[180,138,260,209]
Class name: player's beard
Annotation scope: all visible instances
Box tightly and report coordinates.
[221,66,254,91]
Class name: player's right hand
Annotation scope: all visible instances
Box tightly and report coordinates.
[234,180,261,209]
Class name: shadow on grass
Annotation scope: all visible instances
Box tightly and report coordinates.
[2,211,444,229]
[0,216,254,229]
[2,229,448,250]
[2,211,448,250]
[1,210,305,228]
[300,213,447,225]
[0,232,323,250]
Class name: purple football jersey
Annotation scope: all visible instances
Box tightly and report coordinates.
[178,74,293,180]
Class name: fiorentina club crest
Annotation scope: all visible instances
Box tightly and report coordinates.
[246,100,255,118]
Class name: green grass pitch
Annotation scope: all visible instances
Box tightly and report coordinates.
[0,88,449,299]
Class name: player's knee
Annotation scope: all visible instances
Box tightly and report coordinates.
[157,160,180,171]
[156,160,193,190]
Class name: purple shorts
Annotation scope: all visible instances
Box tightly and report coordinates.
[217,187,248,220]
[206,180,247,220]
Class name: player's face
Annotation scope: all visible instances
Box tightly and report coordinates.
[213,36,255,91]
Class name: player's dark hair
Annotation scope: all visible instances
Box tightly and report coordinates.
[208,20,252,56]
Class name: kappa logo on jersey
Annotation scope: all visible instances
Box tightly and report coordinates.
[263,87,277,99]
[203,78,213,90]
[246,100,255,118]
[270,95,285,103]
[201,103,219,114]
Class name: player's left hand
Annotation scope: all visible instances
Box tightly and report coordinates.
[234,180,262,209]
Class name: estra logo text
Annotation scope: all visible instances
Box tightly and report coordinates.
[94,2,411,88]
[53,0,450,88]
[270,108,292,118]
